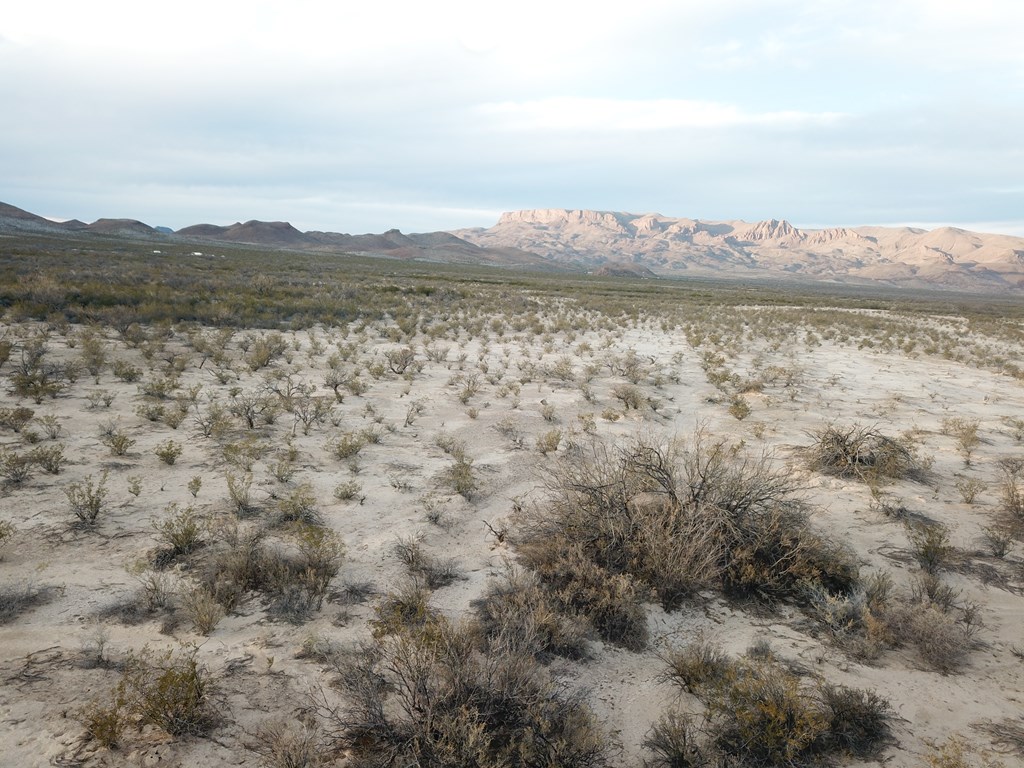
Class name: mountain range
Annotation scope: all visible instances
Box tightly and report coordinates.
[455,209,1024,292]
[3,200,1024,293]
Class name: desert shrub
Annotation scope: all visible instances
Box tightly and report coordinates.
[226,472,258,516]
[819,683,893,758]
[0,520,14,558]
[804,423,921,483]
[103,429,136,456]
[181,585,225,634]
[923,736,1006,768]
[610,383,645,410]
[906,521,952,574]
[155,439,183,465]
[276,483,322,526]
[999,465,1024,521]
[333,480,362,502]
[654,649,892,767]
[0,448,34,485]
[517,432,856,619]
[318,613,609,768]
[82,690,129,748]
[65,471,110,525]
[253,718,329,768]
[198,525,268,611]
[519,536,649,650]
[136,402,166,422]
[643,710,707,768]
[327,432,365,460]
[473,567,590,661]
[263,525,344,622]
[392,535,463,589]
[0,406,34,431]
[116,645,217,736]
[112,359,143,382]
[37,413,62,439]
[536,428,562,455]
[883,600,974,673]
[447,455,477,499]
[980,524,1013,558]
[193,402,230,438]
[153,503,204,561]
[662,636,734,695]
[942,417,981,466]
[29,443,65,474]
[0,580,58,624]
[711,659,828,766]
[368,582,437,638]
[955,476,985,504]
[384,346,416,374]
[728,395,751,420]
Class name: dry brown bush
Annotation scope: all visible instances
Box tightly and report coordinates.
[804,423,923,483]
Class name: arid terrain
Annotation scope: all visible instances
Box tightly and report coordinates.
[1,236,1024,768]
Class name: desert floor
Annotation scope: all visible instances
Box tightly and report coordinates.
[1,302,1023,767]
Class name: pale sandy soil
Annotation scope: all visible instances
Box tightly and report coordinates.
[1,309,1022,767]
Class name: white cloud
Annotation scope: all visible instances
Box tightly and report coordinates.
[477,98,845,132]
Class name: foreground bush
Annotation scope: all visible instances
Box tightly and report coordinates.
[84,645,217,747]
[317,608,609,768]
[514,431,858,648]
[651,642,892,766]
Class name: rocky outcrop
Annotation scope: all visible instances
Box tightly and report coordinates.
[455,209,1024,292]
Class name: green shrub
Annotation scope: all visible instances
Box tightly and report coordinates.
[117,646,216,736]
[155,439,183,465]
[327,432,365,460]
[447,455,477,499]
[906,521,952,574]
[153,503,204,560]
[276,484,321,526]
[65,471,110,525]
[29,443,65,474]
[0,448,33,485]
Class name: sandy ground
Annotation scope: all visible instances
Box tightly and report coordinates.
[1,310,1022,767]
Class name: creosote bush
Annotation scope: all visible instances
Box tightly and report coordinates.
[65,471,110,526]
[154,439,183,465]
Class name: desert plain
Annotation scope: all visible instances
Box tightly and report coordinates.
[0,243,1023,768]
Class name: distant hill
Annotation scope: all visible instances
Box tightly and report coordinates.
[4,199,1024,291]
[0,200,559,271]
[454,209,1024,292]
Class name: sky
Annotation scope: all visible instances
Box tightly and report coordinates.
[2,0,1023,235]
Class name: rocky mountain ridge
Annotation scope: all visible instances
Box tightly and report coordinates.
[0,202,554,270]
[456,209,1024,291]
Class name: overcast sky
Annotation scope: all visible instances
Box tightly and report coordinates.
[2,1,1022,235]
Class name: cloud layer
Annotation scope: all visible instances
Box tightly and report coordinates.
[2,0,1022,234]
